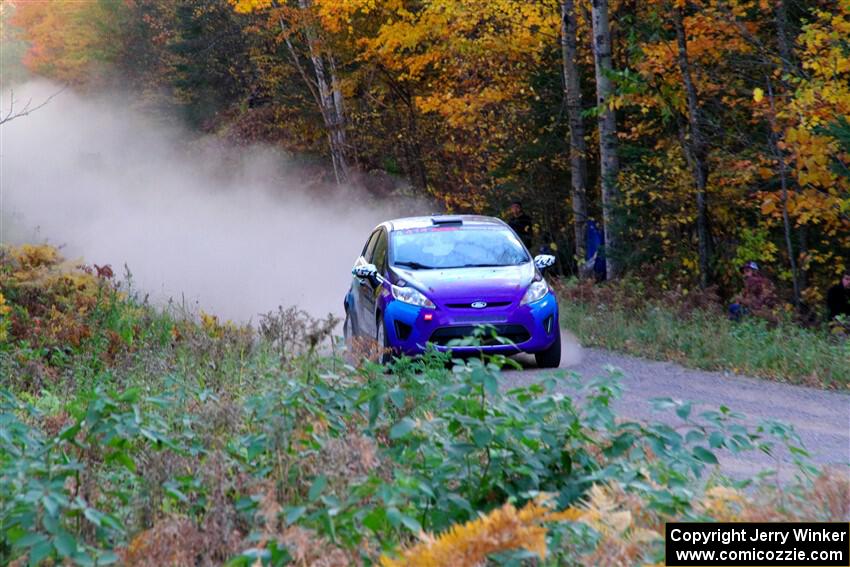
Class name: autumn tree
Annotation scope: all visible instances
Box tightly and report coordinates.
[323,0,561,206]
[170,1,255,129]
[779,3,850,287]
[9,0,848,305]
[590,0,621,278]
[672,1,712,288]
[561,0,590,271]
[232,0,351,183]
[11,0,128,87]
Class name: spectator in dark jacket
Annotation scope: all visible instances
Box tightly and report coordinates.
[826,270,850,321]
[507,200,533,249]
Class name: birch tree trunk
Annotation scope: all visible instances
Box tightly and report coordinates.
[590,0,620,278]
[274,0,349,184]
[673,4,711,288]
[297,0,348,183]
[561,0,589,275]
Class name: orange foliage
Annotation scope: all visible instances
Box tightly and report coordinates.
[381,496,581,567]
[11,0,125,85]
[0,244,129,360]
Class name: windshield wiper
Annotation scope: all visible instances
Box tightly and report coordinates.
[457,263,507,268]
[394,261,435,270]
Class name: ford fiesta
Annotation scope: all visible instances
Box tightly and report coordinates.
[343,215,561,367]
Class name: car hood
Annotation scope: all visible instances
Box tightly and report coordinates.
[391,263,535,304]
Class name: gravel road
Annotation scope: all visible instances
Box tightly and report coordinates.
[504,333,850,481]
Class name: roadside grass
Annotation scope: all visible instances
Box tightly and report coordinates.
[559,281,849,389]
[1,245,847,566]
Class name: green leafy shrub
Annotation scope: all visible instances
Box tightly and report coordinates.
[1,246,844,566]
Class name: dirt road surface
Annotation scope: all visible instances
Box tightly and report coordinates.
[504,333,849,481]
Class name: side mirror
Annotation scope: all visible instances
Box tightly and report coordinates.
[352,263,379,279]
[534,254,556,270]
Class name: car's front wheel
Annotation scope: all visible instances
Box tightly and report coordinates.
[534,331,561,369]
[343,310,355,344]
[376,315,392,365]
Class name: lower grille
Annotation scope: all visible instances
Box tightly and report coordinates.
[446,301,512,309]
[394,321,412,341]
[428,325,530,346]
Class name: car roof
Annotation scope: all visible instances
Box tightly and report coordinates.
[384,215,509,232]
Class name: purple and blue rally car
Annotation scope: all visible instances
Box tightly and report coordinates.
[343,215,561,367]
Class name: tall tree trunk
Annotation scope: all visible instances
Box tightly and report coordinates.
[766,79,801,305]
[797,225,808,291]
[777,145,800,306]
[774,0,804,303]
[274,0,349,184]
[405,105,429,191]
[590,0,620,278]
[774,0,795,75]
[673,4,711,288]
[561,0,589,275]
[298,0,348,184]
[375,65,430,191]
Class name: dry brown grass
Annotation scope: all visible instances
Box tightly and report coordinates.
[565,469,850,566]
[258,305,338,361]
[736,468,850,522]
[249,482,358,567]
[559,276,723,319]
[346,334,392,365]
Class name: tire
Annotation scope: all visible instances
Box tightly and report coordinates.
[343,310,355,344]
[376,315,392,365]
[534,331,561,369]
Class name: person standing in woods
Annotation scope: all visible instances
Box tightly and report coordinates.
[507,201,533,250]
[729,261,779,321]
[826,270,850,324]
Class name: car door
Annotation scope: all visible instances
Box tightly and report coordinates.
[359,228,388,338]
[353,229,381,336]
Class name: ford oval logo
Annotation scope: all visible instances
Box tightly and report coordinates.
[471,301,487,309]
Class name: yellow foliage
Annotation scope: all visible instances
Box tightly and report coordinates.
[380,496,581,567]
[0,293,10,317]
[199,309,247,340]
[200,310,221,336]
[0,244,121,350]
[2,245,102,298]
[0,292,10,342]
[230,0,274,14]
[783,4,850,214]
[578,484,662,544]
[695,485,747,521]
[11,243,60,269]
[636,7,752,101]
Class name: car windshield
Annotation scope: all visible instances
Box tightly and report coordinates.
[391,226,529,269]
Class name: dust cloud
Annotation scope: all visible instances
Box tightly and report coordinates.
[0,80,425,321]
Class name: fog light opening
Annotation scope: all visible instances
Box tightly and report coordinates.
[394,321,413,341]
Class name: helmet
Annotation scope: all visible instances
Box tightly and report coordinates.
[742,261,759,271]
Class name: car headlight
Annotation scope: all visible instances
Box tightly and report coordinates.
[521,279,549,305]
[391,284,435,308]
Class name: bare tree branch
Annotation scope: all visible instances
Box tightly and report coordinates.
[0,86,66,126]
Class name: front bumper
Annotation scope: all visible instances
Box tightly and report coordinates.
[382,292,559,356]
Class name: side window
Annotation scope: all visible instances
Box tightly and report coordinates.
[362,230,380,262]
[372,230,388,271]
